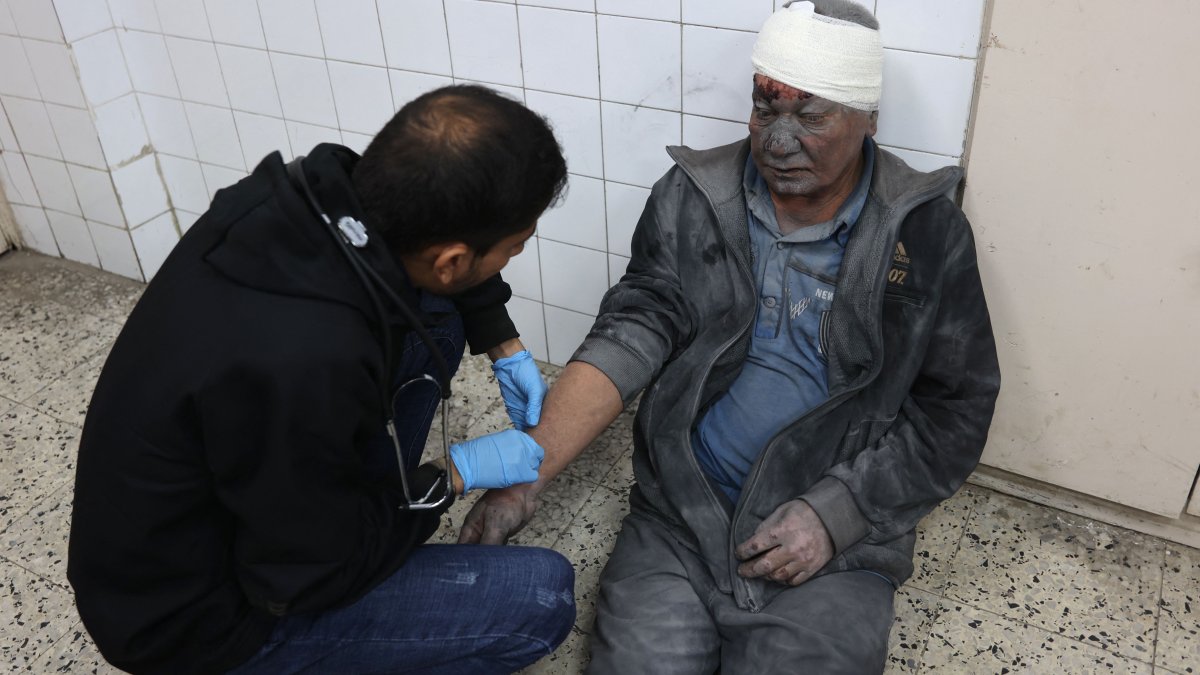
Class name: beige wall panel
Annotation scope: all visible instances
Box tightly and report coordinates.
[964,0,1200,516]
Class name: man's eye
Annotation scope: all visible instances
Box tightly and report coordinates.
[802,114,825,125]
[754,108,773,119]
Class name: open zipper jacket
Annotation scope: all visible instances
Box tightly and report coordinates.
[573,138,1000,612]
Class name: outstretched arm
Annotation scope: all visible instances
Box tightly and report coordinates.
[457,361,623,544]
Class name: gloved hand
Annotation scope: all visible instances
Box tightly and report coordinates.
[449,429,544,493]
[491,350,547,430]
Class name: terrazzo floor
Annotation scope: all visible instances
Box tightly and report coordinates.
[1,249,1197,674]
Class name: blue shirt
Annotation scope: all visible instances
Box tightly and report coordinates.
[693,140,875,504]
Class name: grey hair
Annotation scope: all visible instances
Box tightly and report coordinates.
[786,0,879,30]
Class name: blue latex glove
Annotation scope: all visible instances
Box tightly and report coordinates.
[491,350,548,430]
[449,429,544,493]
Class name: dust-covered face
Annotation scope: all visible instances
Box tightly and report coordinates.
[748,74,877,201]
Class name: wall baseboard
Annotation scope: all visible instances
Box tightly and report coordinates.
[970,464,1200,550]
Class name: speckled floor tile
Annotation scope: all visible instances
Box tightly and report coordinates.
[518,625,589,675]
[885,585,942,673]
[561,408,634,487]
[1157,544,1200,673]
[0,560,78,672]
[943,492,1163,662]
[3,483,72,588]
[549,485,629,634]
[23,622,120,674]
[0,406,81,535]
[909,484,987,594]
[0,294,119,403]
[21,350,107,428]
[0,251,143,323]
[922,601,1154,674]
[599,446,635,494]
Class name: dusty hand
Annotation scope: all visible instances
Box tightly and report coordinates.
[457,483,539,545]
[735,499,834,586]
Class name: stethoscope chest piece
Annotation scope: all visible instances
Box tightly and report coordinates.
[337,216,369,248]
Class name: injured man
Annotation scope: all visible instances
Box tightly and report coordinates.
[456,0,1001,672]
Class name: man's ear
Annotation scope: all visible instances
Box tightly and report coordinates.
[866,110,879,137]
[430,242,475,286]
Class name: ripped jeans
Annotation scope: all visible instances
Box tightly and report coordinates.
[229,295,575,674]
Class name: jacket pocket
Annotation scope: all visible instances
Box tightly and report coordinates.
[883,286,926,307]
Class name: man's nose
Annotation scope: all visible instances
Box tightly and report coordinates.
[765,129,800,157]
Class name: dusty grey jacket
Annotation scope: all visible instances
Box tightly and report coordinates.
[572,138,1000,611]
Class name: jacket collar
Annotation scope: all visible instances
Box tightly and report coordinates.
[666,136,964,393]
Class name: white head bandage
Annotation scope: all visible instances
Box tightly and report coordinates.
[751,1,883,112]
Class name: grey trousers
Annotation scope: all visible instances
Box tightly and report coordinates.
[586,510,894,675]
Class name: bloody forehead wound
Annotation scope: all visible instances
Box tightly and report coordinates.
[753,74,813,103]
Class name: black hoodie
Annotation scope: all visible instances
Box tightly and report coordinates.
[67,145,519,674]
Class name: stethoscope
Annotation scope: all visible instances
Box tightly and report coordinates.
[286,156,454,511]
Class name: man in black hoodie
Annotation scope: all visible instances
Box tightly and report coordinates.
[68,85,575,675]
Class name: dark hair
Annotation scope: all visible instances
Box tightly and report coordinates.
[352,85,568,255]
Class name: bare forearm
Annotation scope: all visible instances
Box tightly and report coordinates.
[527,361,624,489]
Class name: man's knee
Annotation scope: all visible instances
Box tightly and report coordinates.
[508,548,576,650]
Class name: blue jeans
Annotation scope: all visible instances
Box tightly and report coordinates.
[231,295,576,674]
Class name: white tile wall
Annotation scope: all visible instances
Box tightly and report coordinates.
[217,44,280,116]
[389,70,453,109]
[315,0,385,67]
[524,90,603,179]
[544,304,594,365]
[88,220,143,278]
[603,181,648,257]
[601,101,679,187]
[682,114,747,150]
[46,209,98,264]
[504,235,542,301]
[682,25,756,122]
[7,0,987,365]
[272,52,337,127]
[73,30,133,106]
[1,152,41,205]
[876,0,985,59]
[0,35,40,98]
[129,210,178,278]
[120,29,180,98]
[682,0,773,32]
[506,295,548,362]
[519,6,598,99]
[598,15,680,110]
[10,204,59,254]
[94,93,149,166]
[203,0,265,49]
[876,48,976,156]
[257,0,323,58]
[184,101,242,169]
[596,0,678,22]
[155,0,210,40]
[9,0,63,41]
[3,95,61,158]
[539,237,609,315]
[233,110,288,167]
[139,93,196,158]
[67,163,124,226]
[51,0,113,42]
[166,36,228,106]
[25,155,80,214]
[539,173,606,251]
[157,153,208,213]
[326,61,392,135]
[444,0,522,87]
[24,39,85,107]
[111,153,168,225]
[108,0,160,32]
[378,0,451,76]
